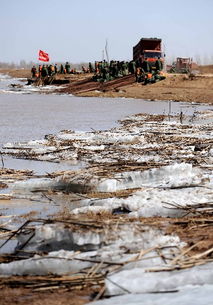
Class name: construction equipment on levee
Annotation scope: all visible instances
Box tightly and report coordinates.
[168,57,198,74]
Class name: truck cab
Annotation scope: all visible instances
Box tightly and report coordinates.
[133,38,164,69]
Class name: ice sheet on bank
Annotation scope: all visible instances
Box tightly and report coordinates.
[87,285,213,305]
[72,183,212,217]
[12,178,65,192]
[16,223,102,253]
[14,222,184,253]
[105,262,213,295]
[0,250,94,275]
[96,163,204,192]
[61,162,207,195]
[0,222,185,275]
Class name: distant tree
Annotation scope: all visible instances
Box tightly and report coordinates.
[19,60,27,68]
[195,54,202,65]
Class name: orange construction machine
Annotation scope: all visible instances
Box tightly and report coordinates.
[168,58,198,74]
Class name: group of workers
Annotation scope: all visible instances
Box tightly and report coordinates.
[135,57,165,84]
[91,60,136,82]
[31,57,165,85]
[91,57,164,84]
[31,62,78,78]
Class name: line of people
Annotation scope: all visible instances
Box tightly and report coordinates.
[31,62,78,78]
[91,60,136,82]
[91,58,164,83]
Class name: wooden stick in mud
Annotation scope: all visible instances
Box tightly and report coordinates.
[0,154,4,169]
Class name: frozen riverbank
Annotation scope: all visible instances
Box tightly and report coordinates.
[0,109,213,304]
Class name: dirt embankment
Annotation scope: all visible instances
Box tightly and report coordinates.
[199,64,213,74]
[1,67,213,104]
[71,73,213,104]
[0,69,31,78]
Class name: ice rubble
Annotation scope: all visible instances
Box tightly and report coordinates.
[15,223,183,253]
[3,139,78,162]
[11,162,205,192]
[72,183,212,218]
[68,162,211,217]
[0,112,212,302]
[105,262,213,295]
[16,223,102,253]
[12,177,69,192]
[0,250,93,275]
[87,285,213,305]
[1,222,213,302]
[2,111,212,165]
[96,163,203,192]
[0,223,185,276]
[9,160,212,218]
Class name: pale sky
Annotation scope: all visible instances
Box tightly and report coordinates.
[0,0,212,64]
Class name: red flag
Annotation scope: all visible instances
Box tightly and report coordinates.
[38,50,49,62]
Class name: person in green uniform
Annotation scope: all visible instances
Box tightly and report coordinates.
[48,65,53,76]
[128,60,136,74]
[142,58,150,73]
[155,57,162,71]
[60,64,64,74]
[89,62,94,73]
[41,65,48,77]
[54,64,58,74]
[65,62,71,74]
[31,66,37,77]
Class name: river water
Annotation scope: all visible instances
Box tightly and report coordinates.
[1,73,211,149]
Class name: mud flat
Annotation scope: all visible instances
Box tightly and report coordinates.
[0,109,213,304]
